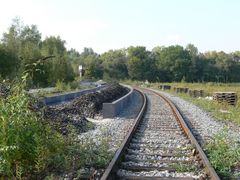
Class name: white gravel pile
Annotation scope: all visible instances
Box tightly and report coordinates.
[153,89,240,145]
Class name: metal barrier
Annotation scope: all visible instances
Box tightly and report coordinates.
[42,86,105,105]
[102,85,134,118]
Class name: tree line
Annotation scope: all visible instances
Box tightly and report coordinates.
[1,18,240,88]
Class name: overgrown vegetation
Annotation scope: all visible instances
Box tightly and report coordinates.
[0,82,114,178]
[205,128,240,179]
[0,84,65,178]
[181,94,240,125]
[55,78,85,93]
[78,135,114,169]
[0,53,113,178]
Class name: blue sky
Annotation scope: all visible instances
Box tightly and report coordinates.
[0,0,240,53]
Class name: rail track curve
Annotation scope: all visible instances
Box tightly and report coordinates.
[101,87,220,180]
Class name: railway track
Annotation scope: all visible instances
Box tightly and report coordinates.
[100,88,220,180]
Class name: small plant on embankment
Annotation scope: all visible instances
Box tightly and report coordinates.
[0,85,66,178]
[0,85,113,178]
[205,128,240,179]
[170,90,240,125]
[79,135,114,169]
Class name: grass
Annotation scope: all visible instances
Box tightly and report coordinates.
[205,128,240,179]
[154,82,240,96]
[31,81,95,98]
[170,162,198,173]
[145,82,240,126]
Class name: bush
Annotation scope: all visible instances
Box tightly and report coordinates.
[69,80,81,90]
[0,89,65,178]
[55,80,71,92]
[79,135,114,168]
[205,128,240,179]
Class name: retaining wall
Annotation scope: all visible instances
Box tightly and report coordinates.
[102,85,134,118]
[43,86,105,105]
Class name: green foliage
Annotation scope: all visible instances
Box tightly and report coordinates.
[0,45,19,78]
[1,18,240,88]
[85,56,103,79]
[55,78,83,93]
[40,36,74,85]
[55,80,71,92]
[205,128,240,179]
[127,46,157,82]
[79,135,114,168]
[101,49,128,80]
[159,82,240,125]
[0,87,65,178]
[0,18,75,88]
[153,45,191,82]
[68,79,81,90]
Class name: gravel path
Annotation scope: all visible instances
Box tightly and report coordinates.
[151,89,240,146]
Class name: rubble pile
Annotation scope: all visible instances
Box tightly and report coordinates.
[43,83,129,135]
[70,83,129,117]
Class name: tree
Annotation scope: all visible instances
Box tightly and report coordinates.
[1,17,23,55]
[127,46,157,81]
[67,48,81,76]
[84,55,103,79]
[101,49,128,80]
[186,43,198,57]
[0,44,19,78]
[185,44,204,82]
[1,18,47,86]
[154,45,191,82]
[40,36,74,85]
[81,47,96,58]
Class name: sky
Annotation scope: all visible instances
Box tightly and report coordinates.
[0,0,240,54]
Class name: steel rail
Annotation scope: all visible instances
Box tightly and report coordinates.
[101,88,147,180]
[145,88,220,180]
[101,87,220,180]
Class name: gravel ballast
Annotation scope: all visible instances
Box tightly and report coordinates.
[116,90,207,179]
[152,89,240,145]
[79,90,143,152]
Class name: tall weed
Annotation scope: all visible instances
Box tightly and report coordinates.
[0,88,65,178]
[205,128,240,179]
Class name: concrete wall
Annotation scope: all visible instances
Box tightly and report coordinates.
[102,85,134,118]
[43,86,105,105]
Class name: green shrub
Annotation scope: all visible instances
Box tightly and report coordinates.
[79,135,114,168]
[55,80,71,92]
[68,80,81,90]
[0,89,65,178]
[205,128,240,179]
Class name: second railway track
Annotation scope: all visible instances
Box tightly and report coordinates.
[101,88,220,180]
